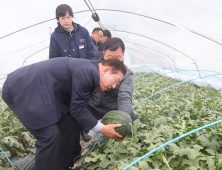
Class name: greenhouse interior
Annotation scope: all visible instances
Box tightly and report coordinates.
[1,0,222,169]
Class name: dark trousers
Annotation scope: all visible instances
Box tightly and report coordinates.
[27,113,81,170]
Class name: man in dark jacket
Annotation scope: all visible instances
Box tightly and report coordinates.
[49,22,95,60]
[91,27,103,51]
[88,37,137,122]
[2,57,126,170]
[97,29,112,51]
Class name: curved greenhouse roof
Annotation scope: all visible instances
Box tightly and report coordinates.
[1,0,222,89]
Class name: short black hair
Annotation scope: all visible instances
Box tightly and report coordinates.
[103,37,125,53]
[93,27,103,33]
[56,4,73,21]
[101,58,126,75]
[103,29,111,38]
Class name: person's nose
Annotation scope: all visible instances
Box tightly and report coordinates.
[112,84,116,89]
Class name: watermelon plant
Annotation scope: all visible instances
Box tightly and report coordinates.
[0,94,36,169]
[83,72,222,170]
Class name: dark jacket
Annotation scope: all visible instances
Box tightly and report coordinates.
[91,37,98,51]
[49,22,95,60]
[94,51,103,60]
[2,58,99,131]
[87,57,134,119]
[97,42,103,51]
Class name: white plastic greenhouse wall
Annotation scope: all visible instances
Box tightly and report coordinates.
[1,0,222,90]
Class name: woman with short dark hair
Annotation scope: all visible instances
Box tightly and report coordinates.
[49,4,95,60]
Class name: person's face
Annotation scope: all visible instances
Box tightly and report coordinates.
[59,12,72,29]
[103,47,124,62]
[99,68,123,91]
[93,30,103,43]
[99,36,108,44]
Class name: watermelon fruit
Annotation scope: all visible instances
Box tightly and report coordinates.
[101,110,132,138]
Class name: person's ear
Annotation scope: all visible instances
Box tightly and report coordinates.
[104,67,110,74]
[101,67,109,76]
[103,51,105,56]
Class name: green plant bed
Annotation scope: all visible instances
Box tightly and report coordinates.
[0,94,36,169]
[83,73,222,170]
[2,72,222,169]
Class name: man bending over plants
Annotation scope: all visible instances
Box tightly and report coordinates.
[2,57,126,170]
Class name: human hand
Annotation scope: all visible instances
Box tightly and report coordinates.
[98,124,123,141]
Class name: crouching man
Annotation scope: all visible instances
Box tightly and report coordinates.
[2,57,126,170]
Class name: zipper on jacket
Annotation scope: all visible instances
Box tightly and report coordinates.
[69,32,72,57]
[69,31,76,57]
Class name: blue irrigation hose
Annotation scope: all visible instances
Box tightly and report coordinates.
[134,67,200,80]
[169,68,222,82]
[172,67,218,74]
[90,135,103,152]
[0,147,13,167]
[134,69,200,86]
[123,119,222,170]
[136,67,222,81]
[133,73,222,109]
[135,69,222,87]
[133,66,222,78]
[168,68,222,81]
[169,67,222,74]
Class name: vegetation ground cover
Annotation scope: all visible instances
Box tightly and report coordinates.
[0,94,36,169]
[1,72,222,169]
[83,72,222,170]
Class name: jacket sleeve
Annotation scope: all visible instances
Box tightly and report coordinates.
[117,71,134,115]
[70,69,98,131]
[49,35,61,59]
[85,30,95,60]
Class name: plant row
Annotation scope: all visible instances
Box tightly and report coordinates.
[83,72,222,170]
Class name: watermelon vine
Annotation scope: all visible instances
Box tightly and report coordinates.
[0,94,36,169]
[83,72,222,170]
[1,72,222,169]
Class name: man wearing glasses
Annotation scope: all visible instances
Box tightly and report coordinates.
[91,27,103,51]
[98,29,112,51]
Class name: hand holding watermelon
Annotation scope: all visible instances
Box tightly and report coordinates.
[99,110,132,140]
[98,124,123,141]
